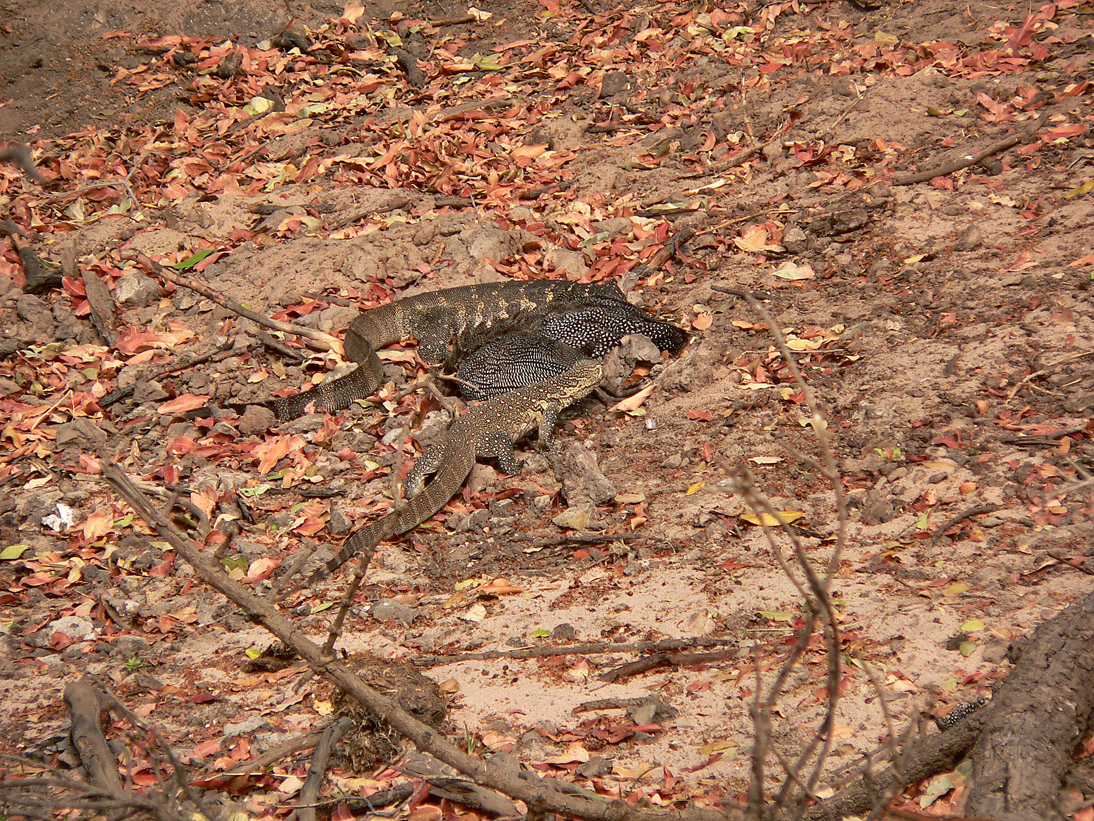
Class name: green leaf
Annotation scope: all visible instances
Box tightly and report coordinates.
[473,53,506,71]
[960,618,985,632]
[959,640,976,657]
[0,544,32,560]
[1064,178,1094,199]
[220,555,249,572]
[114,513,134,529]
[172,248,217,270]
[758,609,795,622]
[245,647,263,660]
[531,628,551,638]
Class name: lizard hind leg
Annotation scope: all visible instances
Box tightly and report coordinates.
[475,429,523,474]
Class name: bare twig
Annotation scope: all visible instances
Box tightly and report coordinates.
[120,249,342,354]
[296,716,354,821]
[930,504,1002,544]
[414,636,738,667]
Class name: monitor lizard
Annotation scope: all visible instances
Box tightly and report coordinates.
[263,280,628,419]
[259,280,686,418]
[456,305,688,400]
[292,354,604,590]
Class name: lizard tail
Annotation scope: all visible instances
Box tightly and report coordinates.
[269,352,384,420]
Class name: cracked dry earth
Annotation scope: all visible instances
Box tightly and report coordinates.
[1,0,1093,812]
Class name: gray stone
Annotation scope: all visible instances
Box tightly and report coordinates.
[329,506,352,535]
[550,623,577,640]
[370,599,418,625]
[238,404,275,435]
[114,271,163,307]
[600,70,630,98]
[112,635,151,658]
[860,490,896,525]
[552,501,600,530]
[782,224,809,253]
[51,615,95,641]
[55,417,107,449]
[16,293,54,335]
[132,380,169,403]
[554,443,616,505]
[576,757,612,778]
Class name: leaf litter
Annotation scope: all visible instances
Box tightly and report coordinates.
[0,0,1093,814]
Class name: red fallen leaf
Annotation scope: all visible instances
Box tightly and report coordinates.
[131,770,159,787]
[683,753,723,772]
[188,692,220,704]
[62,276,86,296]
[158,394,209,414]
[50,631,77,651]
[1041,123,1086,141]
[167,437,196,455]
[686,410,714,421]
[149,554,176,577]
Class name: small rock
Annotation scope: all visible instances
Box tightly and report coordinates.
[370,599,419,625]
[131,671,164,692]
[114,272,163,307]
[466,463,499,495]
[576,757,613,778]
[761,141,785,163]
[544,246,588,279]
[111,635,150,658]
[860,490,896,525]
[16,293,54,335]
[51,615,95,641]
[552,501,599,531]
[629,701,659,726]
[0,377,21,396]
[132,380,169,403]
[329,506,353,535]
[599,70,630,98]
[554,443,616,505]
[954,225,982,252]
[55,417,107,449]
[550,623,577,640]
[238,404,276,435]
[782,223,809,253]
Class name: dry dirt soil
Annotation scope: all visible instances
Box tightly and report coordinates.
[1,0,1093,815]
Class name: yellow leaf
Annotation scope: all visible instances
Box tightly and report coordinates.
[946,581,969,595]
[686,481,705,496]
[740,510,804,527]
[1064,178,1094,199]
[609,383,655,413]
[542,743,590,764]
[785,335,823,350]
[698,739,737,755]
[772,261,815,280]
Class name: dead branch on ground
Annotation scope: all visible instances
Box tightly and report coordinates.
[101,459,741,821]
[413,636,738,667]
[120,249,342,354]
